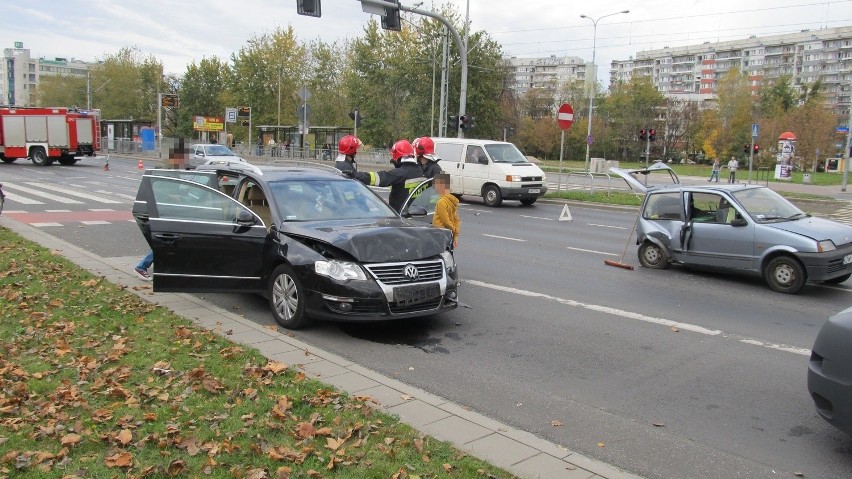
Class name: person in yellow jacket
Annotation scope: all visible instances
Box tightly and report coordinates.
[432,174,460,249]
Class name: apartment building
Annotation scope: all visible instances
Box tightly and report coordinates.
[609,26,852,111]
[2,42,92,106]
[507,55,591,97]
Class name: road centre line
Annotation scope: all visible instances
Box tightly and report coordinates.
[462,207,493,214]
[566,246,618,256]
[482,233,526,242]
[520,215,554,221]
[588,223,628,230]
[466,279,811,356]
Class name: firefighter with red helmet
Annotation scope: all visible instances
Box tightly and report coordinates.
[347,139,425,213]
[334,135,362,174]
[412,136,442,178]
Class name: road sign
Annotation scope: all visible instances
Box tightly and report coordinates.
[297,103,312,121]
[837,126,849,133]
[752,123,759,138]
[298,86,311,102]
[161,94,179,108]
[586,135,593,146]
[237,106,250,117]
[557,103,574,130]
[225,108,237,123]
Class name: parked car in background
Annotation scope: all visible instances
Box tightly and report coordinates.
[132,163,458,329]
[612,168,852,293]
[808,306,852,436]
[188,143,246,169]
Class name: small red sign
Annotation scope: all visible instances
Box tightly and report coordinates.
[557,103,574,130]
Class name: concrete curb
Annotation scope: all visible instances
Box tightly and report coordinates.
[0,213,645,479]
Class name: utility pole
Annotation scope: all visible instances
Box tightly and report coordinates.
[842,104,852,191]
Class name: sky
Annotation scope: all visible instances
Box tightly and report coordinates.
[5,0,852,86]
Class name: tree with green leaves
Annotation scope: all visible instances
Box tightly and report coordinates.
[87,47,164,122]
[175,57,232,139]
[36,75,87,109]
[709,68,754,159]
[597,77,665,162]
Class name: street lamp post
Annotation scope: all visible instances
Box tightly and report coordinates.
[580,10,629,172]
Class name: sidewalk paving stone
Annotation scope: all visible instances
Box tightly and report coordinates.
[462,433,539,471]
[387,399,452,428]
[417,415,492,445]
[512,453,596,479]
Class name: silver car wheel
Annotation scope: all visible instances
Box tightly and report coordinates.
[273,273,299,320]
[268,264,310,329]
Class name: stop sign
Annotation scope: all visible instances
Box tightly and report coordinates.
[557,103,574,130]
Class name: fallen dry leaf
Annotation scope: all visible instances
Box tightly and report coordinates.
[117,429,132,445]
[442,463,453,472]
[597,442,606,448]
[104,451,133,468]
[793,473,804,478]
[400,394,413,401]
[671,326,680,332]
[60,433,82,446]
[653,422,666,427]
[551,420,562,427]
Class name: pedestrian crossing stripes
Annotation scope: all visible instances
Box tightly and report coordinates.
[1,181,135,227]
[2,182,127,206]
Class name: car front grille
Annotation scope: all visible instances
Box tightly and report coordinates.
[365,260,444,285]
[827,258,852,274]
[521,176,543,181]
[389,297,443,314]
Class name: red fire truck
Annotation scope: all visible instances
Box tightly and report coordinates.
[0,107,101,166]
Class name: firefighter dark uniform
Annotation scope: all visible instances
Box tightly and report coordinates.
[349,140,424,213]
[334,135,361,174]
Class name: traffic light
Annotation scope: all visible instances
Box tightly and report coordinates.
[460,115,474,130]
[743,144,750,154]
[648,129,656,142]
[449,115,459,129]
[380,0,402,31]
[237,106,250,117]
[296,0,321,17]
[753,144,760,154]
[638,129,647,141]
[349,109,363,128]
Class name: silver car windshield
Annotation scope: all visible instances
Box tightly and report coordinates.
[206,145,236,156]
[269,179,397,221]
[732,187,806,222]
[484,144,528,163]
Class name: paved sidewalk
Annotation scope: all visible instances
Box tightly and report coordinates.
[0,214,644,479]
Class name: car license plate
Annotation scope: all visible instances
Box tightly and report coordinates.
[844,254,852,265]
[394,283,440,306]
[528,188,540,194]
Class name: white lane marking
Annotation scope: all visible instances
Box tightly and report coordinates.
[466,279,813,356]
[45,209,72,213]
[26,182,122,204]
[1,183,83,204]
[463,207,493,214]
[89,209,115,212]
[566,246,618,256]
[31,223,64,227]
[1,190,45,205]
[482,233,526,242]
[520,215,554,221]
[588,223,628,230]
[80,221,111,225]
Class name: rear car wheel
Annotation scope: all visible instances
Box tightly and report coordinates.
[638,241,670,269]
[764,255,806,294]
[520,198,536,206]
[483,185,503,207]
[30,147,49,166]
[268,264,311,329]
[1,157,15,164]
[823,273,852,285]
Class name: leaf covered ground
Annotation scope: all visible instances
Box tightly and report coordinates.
[0,227,515,479]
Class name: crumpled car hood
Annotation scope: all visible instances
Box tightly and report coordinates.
[280,219,452,262]
[768,216,852,246]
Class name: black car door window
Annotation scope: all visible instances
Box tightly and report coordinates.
[150,177,245,222]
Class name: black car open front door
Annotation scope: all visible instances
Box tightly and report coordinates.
[139,175,268,293]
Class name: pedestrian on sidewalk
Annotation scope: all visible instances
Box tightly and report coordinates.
[134,251,153,280]
[432,174,460,249]
[708,158,720,182]
[728,156,739,183]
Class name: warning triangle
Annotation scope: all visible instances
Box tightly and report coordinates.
[559,204,573,222]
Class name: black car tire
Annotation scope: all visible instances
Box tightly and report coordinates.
[268,264,311,329]
[822,273,852,284]
[520,198,536,206]
[764,255,806,294]
[1,157,15,164]
[30,147,49,166]
[483,185,503,207]
[638,241,670,269]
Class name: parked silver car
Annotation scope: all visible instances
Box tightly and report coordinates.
[613,167,852,293]
[189,143,246,169]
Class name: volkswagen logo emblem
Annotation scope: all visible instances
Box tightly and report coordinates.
[403,264,419,281]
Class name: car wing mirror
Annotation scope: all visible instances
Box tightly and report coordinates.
[731,218,748,227]
[478,157,488,165]
[236,209,256,226]
[402,205,428,218]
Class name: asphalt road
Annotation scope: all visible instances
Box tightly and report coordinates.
[2,158,851,479]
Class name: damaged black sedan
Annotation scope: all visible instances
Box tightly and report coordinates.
[132,163,458,329]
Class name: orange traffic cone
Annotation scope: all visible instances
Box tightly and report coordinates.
[137,159,144,171]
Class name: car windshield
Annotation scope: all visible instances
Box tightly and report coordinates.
[268,179,397,221]
[484,144,528,163]
[206,145,236,156]
[732,187,806,222]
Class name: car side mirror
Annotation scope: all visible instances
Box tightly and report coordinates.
[731,218,748,227]
[402,205,428,218]
[477,156,488,165]
[236,209,256,226]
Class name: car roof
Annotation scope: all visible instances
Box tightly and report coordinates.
[430,137,512,147]
[196,163,345,182]
[192,143,228,148]
[647,183,767,194]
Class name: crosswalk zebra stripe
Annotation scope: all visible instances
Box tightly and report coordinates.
[1,183,83,204]
[26,182,122,204]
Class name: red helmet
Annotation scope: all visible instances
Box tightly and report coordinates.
[338,135,361,156]
[412,136,435,156]
[390,139,415,161]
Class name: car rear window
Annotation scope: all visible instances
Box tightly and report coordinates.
[644,193,682,220]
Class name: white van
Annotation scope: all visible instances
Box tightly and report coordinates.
[432,138,547,207]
